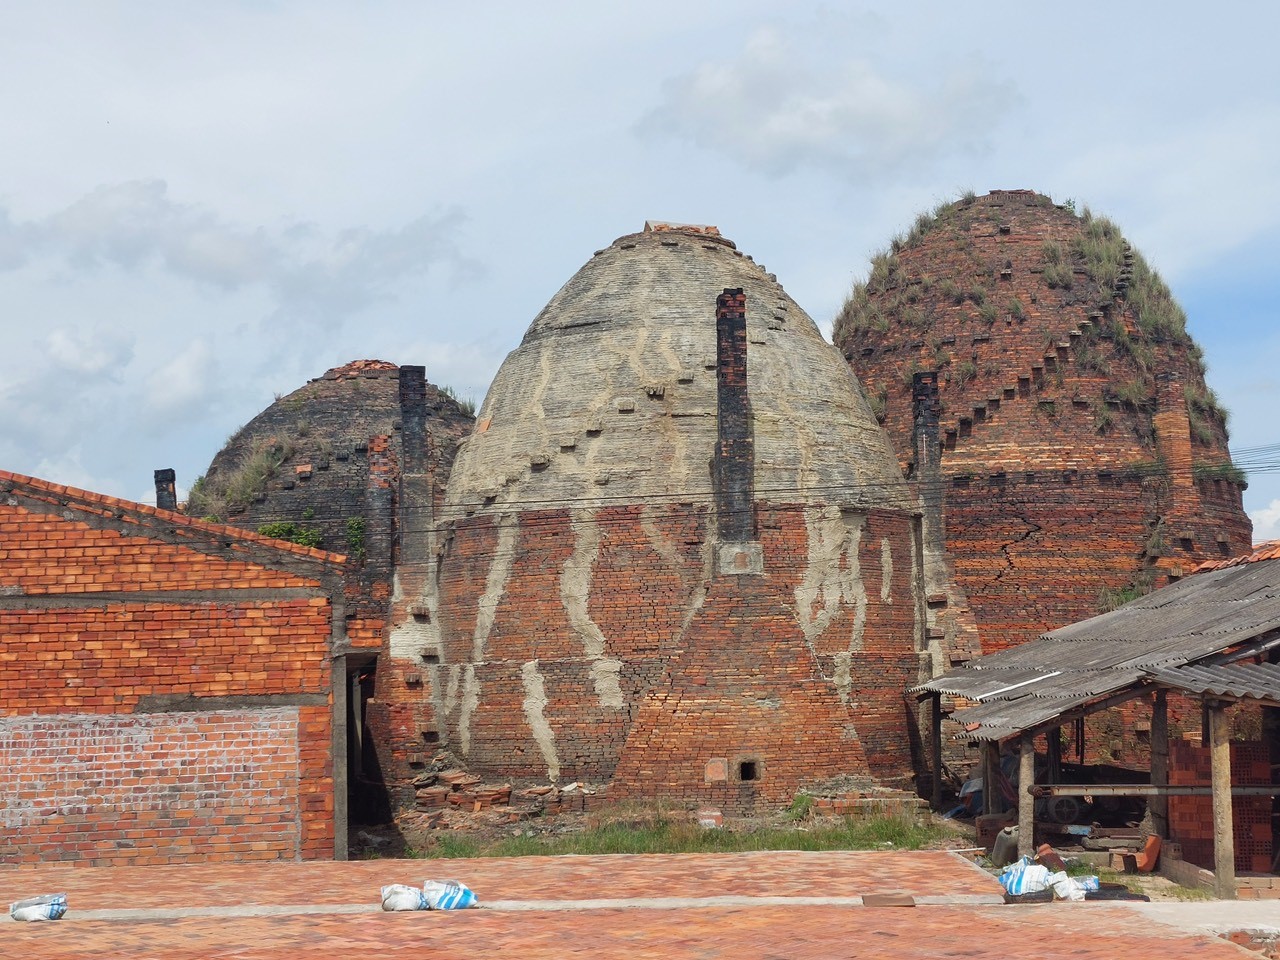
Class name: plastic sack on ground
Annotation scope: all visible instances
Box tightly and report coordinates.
[423,879,478,910]
[381,884,429,911]
[998,857,1051,896]
[1075,875,1100,892]
[10,894,68,922]
[1047,871,1086,901]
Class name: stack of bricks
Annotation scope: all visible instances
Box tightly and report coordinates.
[0,470,345,865]
[810,790,929,820]
[1167,739,1273,874]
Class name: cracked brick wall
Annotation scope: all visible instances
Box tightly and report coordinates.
[0,471,344,866]
[420,503,922,812]
[372,226,930,812]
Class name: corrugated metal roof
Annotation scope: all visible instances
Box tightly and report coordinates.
[913,556,1280,740]
[1151,662,1280,702]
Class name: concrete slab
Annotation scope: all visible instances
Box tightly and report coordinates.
[1132,900,1280,936]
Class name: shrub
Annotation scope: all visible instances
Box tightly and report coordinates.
[185,437,294,521]
[257,521,322,549]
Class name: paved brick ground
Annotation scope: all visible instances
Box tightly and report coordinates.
[0,850,996,910]
[0,851,1253,960]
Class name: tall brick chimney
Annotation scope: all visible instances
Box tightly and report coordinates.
[911,371,943,539]
[153,468,177,512]
[713,288,754,544]
[398,365,428,475]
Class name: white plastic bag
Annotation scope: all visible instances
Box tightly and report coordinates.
[10,894,67,922]
[422,879,477,910]
[998,857,1051,895]
[1048,871,1086,901]
[381,884,428,911]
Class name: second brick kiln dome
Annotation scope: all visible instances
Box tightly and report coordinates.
[446,224,911,514]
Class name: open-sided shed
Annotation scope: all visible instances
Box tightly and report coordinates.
[914,543,1280,897]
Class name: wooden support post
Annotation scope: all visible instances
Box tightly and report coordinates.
[1209,701,1236,899]
[1046,727,1062,785]
[1075,717,1085,765]
[350,671,364,779]
[982,741,998,815]
[1018,732,1035,858]
[331,653,349,861]
[930,694,943,811]
[1150,689,1169,839]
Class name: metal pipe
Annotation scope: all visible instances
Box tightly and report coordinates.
[1031,784,1280,797]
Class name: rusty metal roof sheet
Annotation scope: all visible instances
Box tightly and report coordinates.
[912,556,1280,740]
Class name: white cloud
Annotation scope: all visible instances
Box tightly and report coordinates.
[146,339,216,417]
[638,25,1015,182]
[1052,107,1280,280]
[1252,499,1280,544]
[46,327,135,377]
[6,180,475,330]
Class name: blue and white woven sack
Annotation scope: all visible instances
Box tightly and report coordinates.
[998,857,1051,896]
[423,879,477,910]
[10,894,68,922]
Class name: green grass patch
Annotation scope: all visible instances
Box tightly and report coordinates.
[408,815,945,859]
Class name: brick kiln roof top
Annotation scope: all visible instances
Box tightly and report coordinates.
[190,361,473,550]
[445,224,912,513]
[833,188,1238,474]
[322,359,399,379]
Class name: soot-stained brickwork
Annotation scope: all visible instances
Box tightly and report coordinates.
[0,470,348,866]
[834,190,1252,664]
[190,359,472,567]
[374,224,928,812]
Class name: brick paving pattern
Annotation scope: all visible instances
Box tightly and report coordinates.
[0,851,1252,960]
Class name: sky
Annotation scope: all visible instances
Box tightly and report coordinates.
[2,2,1278,539]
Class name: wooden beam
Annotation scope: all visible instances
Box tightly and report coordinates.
[1210,702,1236,899]
[1046,727,1062,785]
[930,694,943,811]
[331,653,349,862]
[1018,732,1035,858]
[982,741,998,815]
[1150,689,1169,838]
[1020,684,1153,740]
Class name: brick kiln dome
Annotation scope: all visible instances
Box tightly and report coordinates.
[405,224,928,812]
[445,226,909,512]
[189,359,473,555]
[833,189,1251,655]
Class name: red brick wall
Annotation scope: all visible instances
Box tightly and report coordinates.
[373,501,923,810]
[1168,739,1273,874]
[0,711,307,865]
[0,475,341,865]
[1,600,331,710]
